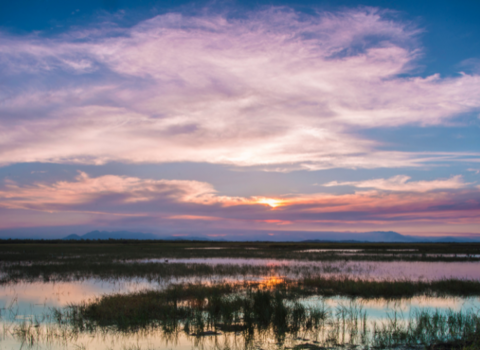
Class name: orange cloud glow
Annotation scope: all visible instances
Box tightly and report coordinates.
[0,173,478,234]
[254,198,284,208]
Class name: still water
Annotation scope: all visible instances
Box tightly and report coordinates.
[1,259,480,349]
[1,279,479,350]
[137,258,480,280]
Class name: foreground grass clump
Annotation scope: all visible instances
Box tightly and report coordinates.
[65,283,328,334]
[74,284,239,328]
[371,310,480,350]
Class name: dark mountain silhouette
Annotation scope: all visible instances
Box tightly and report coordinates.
[63,231,210,241]
[301,231,411,243]
[63,231,159,240]
[301,231,480,243]
[168,236,210,241]
[423,236,480,243]
[63,234,82,240]
[61,230,480,242]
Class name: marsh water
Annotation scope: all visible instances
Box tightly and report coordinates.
[2,280,480,350]
[1,253,480,349]
[135,258,480,280]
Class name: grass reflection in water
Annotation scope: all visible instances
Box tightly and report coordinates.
[19,282,473,350]
[2,281,480,349]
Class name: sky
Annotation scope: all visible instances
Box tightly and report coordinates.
[0,0,479,240]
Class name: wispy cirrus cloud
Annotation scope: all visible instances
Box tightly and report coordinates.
[323,175,469,192]
[0,7,479,170]
[468,168,480,175]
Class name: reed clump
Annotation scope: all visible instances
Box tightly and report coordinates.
[371,310,480,349]
[70,284,239,329]
[66,283,327,333]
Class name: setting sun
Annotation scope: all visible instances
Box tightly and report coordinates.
[256,198,283,208]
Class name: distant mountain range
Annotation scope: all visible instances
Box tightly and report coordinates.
[61,230,480,242]
[63,230,210,241]
[301,231,409,243]
[301,231,480,243]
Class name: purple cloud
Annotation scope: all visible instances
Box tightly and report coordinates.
[0,172,479,237]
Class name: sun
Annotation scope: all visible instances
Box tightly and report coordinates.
[256,198,282,208]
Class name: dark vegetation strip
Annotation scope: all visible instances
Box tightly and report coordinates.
[0,262,277,284]
[4,260,480,298]
[1,242,480,263]
[298,277,480,298]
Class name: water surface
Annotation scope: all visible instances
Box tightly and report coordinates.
[1,279,479,350]
[136,258,480,280]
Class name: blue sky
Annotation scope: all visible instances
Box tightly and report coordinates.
[0,0,479,239]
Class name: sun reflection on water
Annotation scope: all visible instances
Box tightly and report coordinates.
[258,276,286,289]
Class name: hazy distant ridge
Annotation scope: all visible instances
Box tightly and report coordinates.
[301,231,480,243]
[61,230,480,242]
[63,231,157,240]
[63,231,209,241]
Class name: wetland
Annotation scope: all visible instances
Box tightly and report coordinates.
[1,241,480,349]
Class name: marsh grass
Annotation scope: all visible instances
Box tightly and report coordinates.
[61,281,476,326]
[4,260,480,300]
[3,241,480,288]
[51,283,480,349]
[0,262,283,284]
[6,286,480,350]
[65,284,331,340]
[297,276,480,298]
[3,241,480,349]
[1,241,480,265]
[370,309,480,349]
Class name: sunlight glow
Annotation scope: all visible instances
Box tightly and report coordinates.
[259,276,286,289]
[256,198,283,208]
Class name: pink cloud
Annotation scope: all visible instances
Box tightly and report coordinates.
[0,173,479,233]
[0,8,479,170]
[0,172,220,211]
[323,175,469,192]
